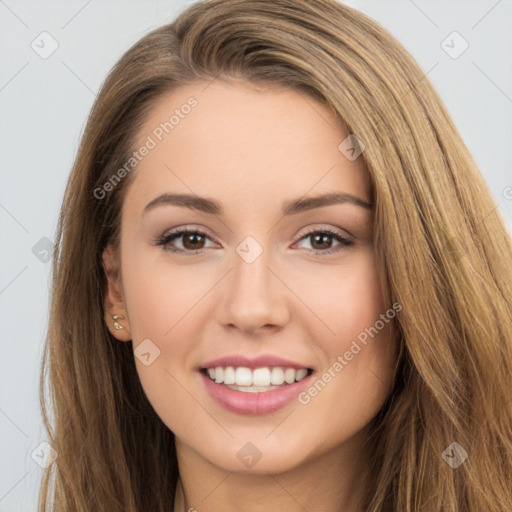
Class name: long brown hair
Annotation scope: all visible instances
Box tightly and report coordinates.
[38,0,512,510]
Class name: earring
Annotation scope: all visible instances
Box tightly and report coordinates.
[112,314,125,330]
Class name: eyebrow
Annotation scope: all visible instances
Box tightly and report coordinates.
[143,192,373,217]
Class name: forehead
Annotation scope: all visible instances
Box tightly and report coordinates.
[124,79,370,216]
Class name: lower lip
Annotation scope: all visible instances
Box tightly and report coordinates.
[200,371,313,415]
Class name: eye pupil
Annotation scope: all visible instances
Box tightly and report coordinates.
[183,232,205,249]
[311,233,332,250]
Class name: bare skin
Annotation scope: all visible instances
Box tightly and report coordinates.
[103,79,398,512]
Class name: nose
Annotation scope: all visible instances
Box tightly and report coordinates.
[215,246,290,335]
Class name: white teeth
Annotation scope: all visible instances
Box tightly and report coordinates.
[223,366,235,385]
[295,368,308,381]
[214,367,224,384]
[284,368,296,384]
[235,367,253,386]
[252,368,271,386]
[270,367,285,385]
[206,366,310,386]
[224,384,282,393]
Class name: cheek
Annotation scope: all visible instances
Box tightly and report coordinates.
[121,247,207,341]
[297,247,387,354]
[120,249,205,432]
[328,249,395,383]
[294,249,396,435]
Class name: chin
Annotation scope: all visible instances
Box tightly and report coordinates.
[193,435,315,475]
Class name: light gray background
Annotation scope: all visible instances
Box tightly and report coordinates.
[1,1,511,510]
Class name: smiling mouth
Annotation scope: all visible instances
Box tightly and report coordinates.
[201,366,314,393]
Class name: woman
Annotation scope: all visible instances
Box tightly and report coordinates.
[38,0,512,510]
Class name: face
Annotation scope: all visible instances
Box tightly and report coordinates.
[103,79,398,475]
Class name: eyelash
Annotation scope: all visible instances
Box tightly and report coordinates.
[153,227,354,256]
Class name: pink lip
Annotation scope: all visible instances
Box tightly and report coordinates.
[200,354,312,370]
[199,370,314,415]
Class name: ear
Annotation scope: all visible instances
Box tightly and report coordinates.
[102,245,132,341]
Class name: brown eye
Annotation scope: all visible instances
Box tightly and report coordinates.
[155,229,214,254]
[294,228,354,255]
[310,232,334,250]
[181,232,206,250]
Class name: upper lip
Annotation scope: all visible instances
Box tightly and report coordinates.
[200,354,313,370]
